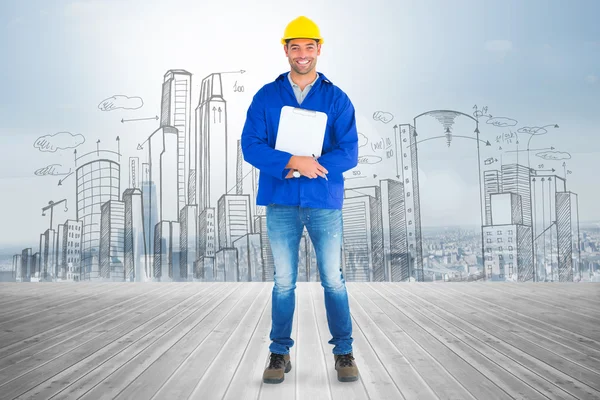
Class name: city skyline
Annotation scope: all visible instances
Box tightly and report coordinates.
[6,65,592,283]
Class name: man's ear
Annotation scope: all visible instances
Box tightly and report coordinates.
[284,44,289,56]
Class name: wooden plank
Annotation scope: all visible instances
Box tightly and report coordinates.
[311,283,408,399]
[442,283,600,342]
[0,283,119,324]
[442,284,600,350]
[126,283,262,399]
[356,283,513,399]
[0,284,143,344]
[423,284,600,363]
[10,284,212,399]
[186,283,271,399]
[0,283,94,317]
[257,283,299,400]
[311,283,371,400]
[93,283,251,399]
[221,283,282,400]
[1,283,205,399]
[350,283,479,400]
[378,283,580,400]
[42,283,233,400]
[0,284,170,365]
[401,283,600,400]
[481,283,600,320]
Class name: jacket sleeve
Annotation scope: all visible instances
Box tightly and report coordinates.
[316,93,359,175]
[241,89,294,180]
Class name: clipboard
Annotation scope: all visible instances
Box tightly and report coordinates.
[275,106,328,157]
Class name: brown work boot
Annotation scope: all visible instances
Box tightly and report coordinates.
[334,352,359,382]
[263,352,292,384]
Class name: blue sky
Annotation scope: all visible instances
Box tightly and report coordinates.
[0,0,598,247]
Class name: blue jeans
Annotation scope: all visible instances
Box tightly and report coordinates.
[266,204,353,356]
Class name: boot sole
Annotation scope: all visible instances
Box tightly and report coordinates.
[263,361,292,384]
[338,375,358,382]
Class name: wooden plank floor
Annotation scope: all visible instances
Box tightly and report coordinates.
[0,282,599,400]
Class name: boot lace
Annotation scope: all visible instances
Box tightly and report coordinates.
[337,353,355,367]
[268,353,286,369]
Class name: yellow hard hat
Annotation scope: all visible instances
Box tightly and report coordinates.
[281,16,324,45]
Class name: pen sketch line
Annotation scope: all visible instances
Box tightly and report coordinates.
[98,95,143,112]
[34,132,85,153]
[373,111,394,124]
[34,164,71,177]
[121,115,159,123]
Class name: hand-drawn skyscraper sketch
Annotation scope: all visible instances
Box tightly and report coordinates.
[123,188,146,282]
[160,70,192,209]
[99,199,125,280]
[76,156,121,281]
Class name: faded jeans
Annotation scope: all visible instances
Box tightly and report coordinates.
[266,204,353,356]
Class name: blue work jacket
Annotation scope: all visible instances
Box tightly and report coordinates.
[241,71,359,210]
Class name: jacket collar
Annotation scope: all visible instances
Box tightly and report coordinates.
[276,71,332,86]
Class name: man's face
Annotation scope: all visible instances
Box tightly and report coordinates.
[284,38,320,75]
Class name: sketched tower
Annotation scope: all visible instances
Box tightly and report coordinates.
[76,156,120,280]
[160,69,192,209]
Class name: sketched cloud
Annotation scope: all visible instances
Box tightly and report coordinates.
[373,111,394,124]
[34,164,71,176]
[98,95,143,111]
[518,126,551,135]
[358,132,368,147]
[486,117,518,128]
[34,131,85,152]
[536,151,571,160]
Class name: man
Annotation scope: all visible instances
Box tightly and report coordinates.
[241,16,359,384]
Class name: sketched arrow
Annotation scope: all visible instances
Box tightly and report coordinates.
[212,107,217,123]
[58,171,74,186]
[417,135,490,146]
[74,149,78,167]
[536,168,556,173]
[505,146,555,153]
[116,136,121,161]
[219,70,246,75]
[96,140,100,156]
[121,115,159,123]
[218,107,222,123]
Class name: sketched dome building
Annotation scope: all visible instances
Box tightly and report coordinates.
[76,156,120,280]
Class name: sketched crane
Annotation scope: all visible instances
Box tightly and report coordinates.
[41,199,68,231]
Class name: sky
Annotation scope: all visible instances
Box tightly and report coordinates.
[0,0,598,249]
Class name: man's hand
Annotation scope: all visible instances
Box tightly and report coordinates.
[286,156,328,179]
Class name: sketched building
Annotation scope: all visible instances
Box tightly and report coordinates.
[76,157,120,281]
[160,69,192,208]
[20,248,32,282]
[196,73,228,212]
[217,194,251,250]
[483,192,533,281]
[123,189,146,282]
[484,170,501,225]
[100,200,125,281]
[254,215,273,281]
[556,192,580,281]
[342,186,384,282]
[147,126,180,280]
[141,163,157,275]
[233,233,262,282]
[179,205,197,281]
[59,219,83,281]
[379,179,410,282]
[393,123,423,281]
[154,221,181,281]
[39,229,57,281]
[530,173,567,281]
[502,164,532,225]
[195,208,216,280]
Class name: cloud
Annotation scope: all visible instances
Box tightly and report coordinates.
[34,164,71,176]
[484,40,513,53]
[358,132,368,147]
[516,125,558,135]
[486,117,518,128]
[34,131,85,152]
[98,95,143,111]
[585,74,598,84]
[373,111,394,124]
[536,151,571,161]
[358,155,383,165]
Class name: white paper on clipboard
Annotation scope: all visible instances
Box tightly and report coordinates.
[275,106,328,157]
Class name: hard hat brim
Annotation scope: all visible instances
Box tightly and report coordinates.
[281,37,324,45]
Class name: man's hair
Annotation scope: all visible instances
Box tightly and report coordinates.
[285,38,320,46]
